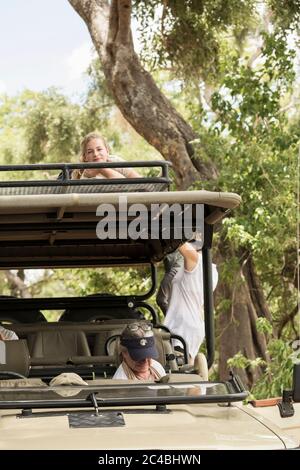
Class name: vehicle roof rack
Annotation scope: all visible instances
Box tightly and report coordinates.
[0,161,171,195]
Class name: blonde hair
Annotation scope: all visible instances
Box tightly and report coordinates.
[80,131,109,162]
[72,131,109,180]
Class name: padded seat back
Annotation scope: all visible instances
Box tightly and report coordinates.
[60,302,144,322]
[93,328,124,356]
[155,330,178,371]
[0,339,30,377]
[31,330,91,359]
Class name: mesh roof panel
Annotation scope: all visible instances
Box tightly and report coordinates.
[0,182,168,196]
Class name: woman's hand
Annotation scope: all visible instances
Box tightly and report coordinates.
[82,168,101,178]
[82,168,125,179]
[179,242,199,272]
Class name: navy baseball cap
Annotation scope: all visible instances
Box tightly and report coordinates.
[121,334,158,361]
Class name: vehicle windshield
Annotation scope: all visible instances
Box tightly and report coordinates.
[0,379,247,410]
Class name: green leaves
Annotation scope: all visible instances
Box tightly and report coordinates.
[256,317,273,335]
[251,338,294,397]
[133,0,257,81]
[267,0,300,31]
[227,319,294,398]
[211,32,296,138]
[227,351,266,371]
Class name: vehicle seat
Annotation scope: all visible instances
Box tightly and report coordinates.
[93,328,125,356]
[30,330,91,360]
[193,352,209,381]
[0,339,30,377]
[154,330,179,371]
[59,295,144,322]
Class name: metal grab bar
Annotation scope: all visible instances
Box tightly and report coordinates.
[0,161,172,193]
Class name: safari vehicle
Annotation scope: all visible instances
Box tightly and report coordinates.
[0,162,299,450]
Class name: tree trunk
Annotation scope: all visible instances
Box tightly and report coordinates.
[216,243,269,387]
[68,0,217,188]
[4,270,30,298]
[241,250,273,325]
[218,280,267,387]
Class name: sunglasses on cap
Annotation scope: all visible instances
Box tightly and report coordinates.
[126,322,152,332]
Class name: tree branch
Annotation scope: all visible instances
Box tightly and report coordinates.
[117,0,132,45]
[107,0,118,49]
[241,251,273,324]
[277,305,299,338]
[68,0,110,56]
[68,0,218,188]
[4,270,30,298]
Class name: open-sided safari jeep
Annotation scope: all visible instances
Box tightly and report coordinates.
[0,163,299,450]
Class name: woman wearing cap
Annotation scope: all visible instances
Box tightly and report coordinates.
[112,322,166,380]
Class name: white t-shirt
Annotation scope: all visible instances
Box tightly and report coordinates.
[112,359,166,380]
[163,253,218,359]
[0,326,18,340]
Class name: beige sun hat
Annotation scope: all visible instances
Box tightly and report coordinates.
[49,372,88,387]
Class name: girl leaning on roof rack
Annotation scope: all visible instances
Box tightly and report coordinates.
[71,131,141,180]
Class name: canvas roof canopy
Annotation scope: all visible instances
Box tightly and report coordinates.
[0,190,241,268]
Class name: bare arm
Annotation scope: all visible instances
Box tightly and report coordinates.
[178,242,199,272]
[124,168,141,178]
[82,168,126,178]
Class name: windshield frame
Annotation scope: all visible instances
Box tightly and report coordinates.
[0,377,248,410]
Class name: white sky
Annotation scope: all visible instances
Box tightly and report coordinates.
[0,0,95,99]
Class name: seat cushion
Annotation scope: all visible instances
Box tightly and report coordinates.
[0,339,30,377]
[31,330,91,359]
